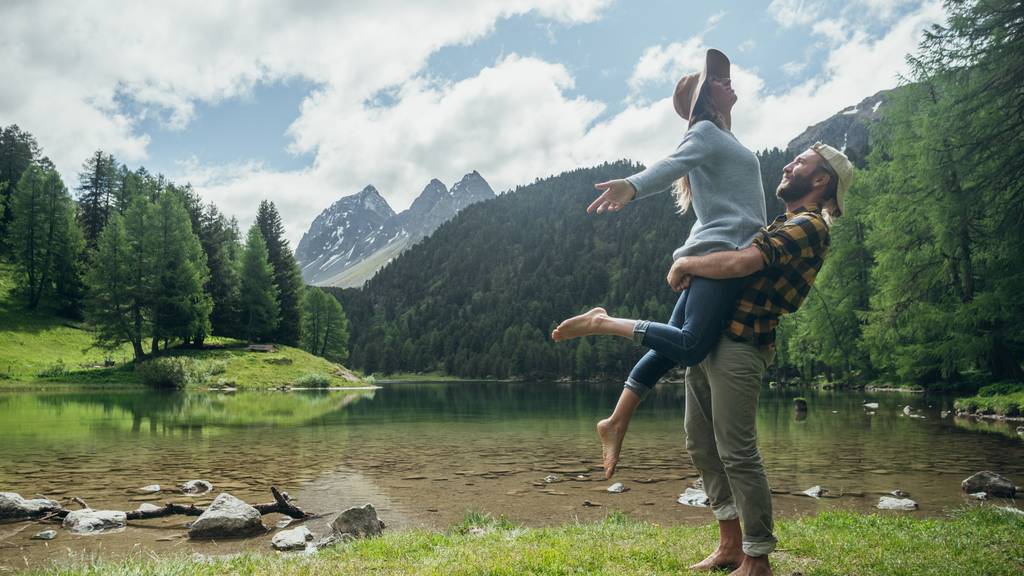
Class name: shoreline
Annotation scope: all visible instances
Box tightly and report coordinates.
[12,507,1024,575]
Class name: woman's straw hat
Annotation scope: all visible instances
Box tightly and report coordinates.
[673,49,731,129]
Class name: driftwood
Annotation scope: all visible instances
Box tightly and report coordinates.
[31,487,312,522]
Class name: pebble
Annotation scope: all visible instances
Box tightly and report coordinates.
[31,530,57,541]
[606,482,627,493]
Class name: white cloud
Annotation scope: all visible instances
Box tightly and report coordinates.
[0,0,612,244]
[626,37,707,97]
[768,0,826,28]
[735,1,945,151]
[707,11,727,27]
[781,61,808,75]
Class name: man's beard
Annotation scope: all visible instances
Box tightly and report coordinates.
[776,173,813,203]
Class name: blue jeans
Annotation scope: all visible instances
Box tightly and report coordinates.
[624,276,745,399]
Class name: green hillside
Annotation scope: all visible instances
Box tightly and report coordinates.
[0,263,364,388]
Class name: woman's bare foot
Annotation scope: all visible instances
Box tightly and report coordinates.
[688,548,745,572]
[596,417,626,479]
[551,307,608,341]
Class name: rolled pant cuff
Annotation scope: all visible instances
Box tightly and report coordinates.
[742,537,777,558]
[623,377,652,400]
[632,320,650,345]
[711,502,739,521]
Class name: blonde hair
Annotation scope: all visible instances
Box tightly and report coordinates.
[672,83,729,214]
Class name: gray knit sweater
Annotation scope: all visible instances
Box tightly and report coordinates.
[625,120,766,260]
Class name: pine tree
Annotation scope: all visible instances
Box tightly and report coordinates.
[85,213,141,358]
[0,125,41,255]
[301,287,350,362]
[76,150,118,248]
[10,164,77,310]
[199,205,242,338]
[239,224,279,342]
[120,195,156,359]
[148,191,212,350]
[256,200,304,345]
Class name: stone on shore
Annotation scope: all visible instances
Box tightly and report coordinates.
[271,526,313,551]
[180,480,214,495]
[62,509,128,533]
[31,530,57,541]
[962,471,1016,498]
[331,504,384,539]
[606,482,627,493]
[802,485,828,498]
[188,493,265,539]
[877,496,918,511]
[0,492,61,519]
[677,487,710,507]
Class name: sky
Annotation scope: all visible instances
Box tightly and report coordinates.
[0,0,946,246]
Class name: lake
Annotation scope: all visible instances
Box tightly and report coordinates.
[1,381,1022,571]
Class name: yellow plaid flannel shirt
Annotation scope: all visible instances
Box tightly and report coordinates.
[726,203,830,349]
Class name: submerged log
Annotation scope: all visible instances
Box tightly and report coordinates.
[32,487,311,523]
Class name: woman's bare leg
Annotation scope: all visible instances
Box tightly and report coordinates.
[550,307,636,341]
[596,387,641,479]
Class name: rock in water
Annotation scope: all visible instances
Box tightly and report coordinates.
[863,402,879,410]
[962,471,1016,498]
[271,526,313,551]
[606,482,628,493]
[902,405,913,416]
[188,493,265,539]
[137,503,162,512]
[63,509,128,533]
[677,487,710,507]
[877,496,918,511]
[968,492,988,500]
[31,530,57,541]
[180,480,214,495]
[137,484,161,494]
[331,504,384,539]
[0,492,61,520]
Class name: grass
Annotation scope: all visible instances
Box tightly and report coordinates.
[0,263,367,389]
[955,382,1024,417]
[25,507,1024,575]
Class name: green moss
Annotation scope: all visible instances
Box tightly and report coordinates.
[25,507,1024,576]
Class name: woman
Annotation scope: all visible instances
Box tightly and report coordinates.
[551,48,768,570]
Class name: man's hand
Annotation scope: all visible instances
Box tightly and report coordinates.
[667,257,693,292]
[588,179,636,214]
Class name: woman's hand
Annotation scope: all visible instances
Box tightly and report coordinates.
[667,257,693,292]
[588,179,636,214]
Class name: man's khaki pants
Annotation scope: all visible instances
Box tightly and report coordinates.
[684,336,776,557]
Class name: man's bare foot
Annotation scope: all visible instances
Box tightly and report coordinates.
[728,555,772,576]
[551,307,608,341]
[688,548,745,572]
[596,417,626,480]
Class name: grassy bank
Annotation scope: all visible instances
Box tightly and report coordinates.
[955,382,1024,418]
[0,264,365,389]
[27,507,1024,575]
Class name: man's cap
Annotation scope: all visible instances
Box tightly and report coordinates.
[810,142,854,216]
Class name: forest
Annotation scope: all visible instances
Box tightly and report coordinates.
[0,136,349,365]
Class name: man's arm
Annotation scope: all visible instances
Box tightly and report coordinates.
[667,246,764,291]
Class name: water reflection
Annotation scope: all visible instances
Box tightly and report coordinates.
[0,382,1021,570]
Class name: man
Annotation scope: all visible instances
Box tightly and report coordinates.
[551,142,853,576]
